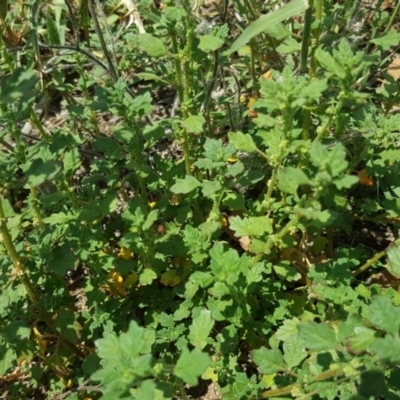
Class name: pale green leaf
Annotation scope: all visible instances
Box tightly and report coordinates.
[0,346,16,375]
[347,326,376,353]
[370,335,400,362]
[228,131,258,152]
[227,0,309,55]
[371,30,400,51]
[298,322,339,351]
[198,35,224,52]
[251,347,286,374]
[189,308,214,350]
[386,243,400,279]
[273,262,302,282]
[283,335,307,369]
[368,295,400,335]
[229,215,272,237]
[174,348,210,386]
[63,148,81,173]
[140,269,158,285]
[182,115,205,135]
[138,33,168,57]
[170,175,202,194]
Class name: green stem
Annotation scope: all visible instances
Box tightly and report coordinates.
[76,56,101,136]
[384,0,400,34]
[300,0,313,74]
[29,186,45,232]
[170,29,184,104]
[30,106,51,142]
[261,367,346,398]
[352,248,387,277]
[315,98,344,141]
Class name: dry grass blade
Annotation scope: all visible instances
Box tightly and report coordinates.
[117,0,145,33]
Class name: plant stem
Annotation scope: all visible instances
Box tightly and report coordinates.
[29,186,45,232]
[352,248,387,277]
[261,367,345,398]
[315,98,344,141]
[384,0,400,34]
[300,0,313,74]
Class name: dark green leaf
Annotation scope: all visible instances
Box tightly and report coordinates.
[358,370,388,398]
[0,68,38,103]
[277,167,310,195]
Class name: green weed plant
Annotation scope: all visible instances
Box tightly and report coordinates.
[1,0,400,399]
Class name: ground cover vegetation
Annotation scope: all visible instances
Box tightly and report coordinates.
[1,0,400,398]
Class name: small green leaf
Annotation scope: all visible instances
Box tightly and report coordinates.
[347,326,376,353]
[135,72,170,85]
[0,68,38,103]
[163,6,186,23]
[24,159,62,187]
[370,335,400,362]
[0,346,16,375]
[140,268,158,285]
[334,175,358,189]
[135,380,156,400]
[371,31,400,51]
[119,320,148,358]
[202,180,222,197]
[46,13,61,45]
[386,243,400,278]
[273,262,301,282]
[229,215,272,237]
[174,348,210,386]
[142,210,159,231]
[43,212,74,225]
[138,33,168,57]
[309,140,328,167]
[298,322,339,351]
[368,295,400,335]
[171,175,201,194]
[189,308,215,350]
[198,35,224,52]
[283,336,307,369]
[251,347,286,374]
[53,309,82,344]
[182,115,205,135]
[49,244,77,275]
[63,148,81,173]
[228,131,258,152]
[277,167,310,195]
[276,37,300,54]
[190,271,214,288]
